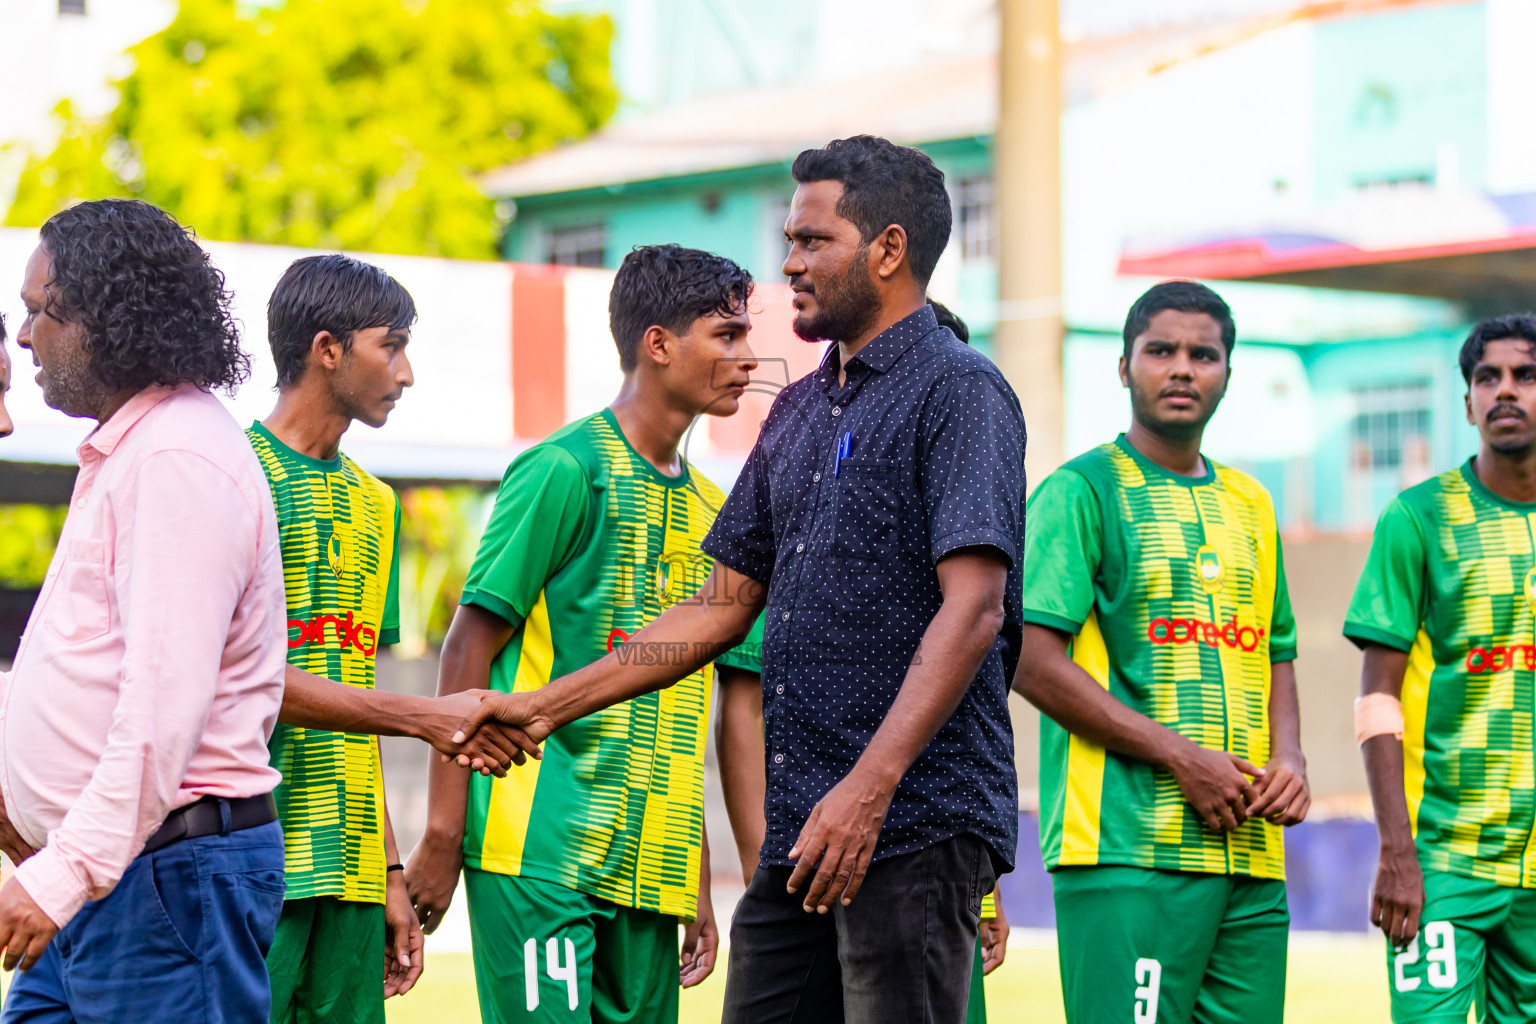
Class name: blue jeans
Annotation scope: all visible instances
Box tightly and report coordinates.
[4,819,285,1024]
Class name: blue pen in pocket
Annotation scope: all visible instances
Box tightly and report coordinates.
[834,431,852,477]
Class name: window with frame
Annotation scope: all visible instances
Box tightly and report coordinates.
[545,223,607,268]
[1350,380,1432,473]
[956,176,996,263]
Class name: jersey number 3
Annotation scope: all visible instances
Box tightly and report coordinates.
[525,937,579,1011]
[1134,957,1162,1023]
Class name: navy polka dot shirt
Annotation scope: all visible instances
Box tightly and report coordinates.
[703,304,1025,872]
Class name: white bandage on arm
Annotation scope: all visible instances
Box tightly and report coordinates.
[1355,692,1406,745]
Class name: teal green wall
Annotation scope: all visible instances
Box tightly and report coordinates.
[1299,330,1476,531]
[503,136,997,350]
[1312,3,1487,200]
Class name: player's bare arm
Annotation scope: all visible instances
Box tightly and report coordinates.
[715,665,767,880]
[1245,660,1310,825]
[1015,623,1263,833]
[381,799,423,997]
[405,603,516,933]
[679,828,718,989]
[452,561,764,746]
[785,548,1009,914]
[1358,643,1421,949]
[0,792,36,867]
[278,665,537,776]
[980,888,1009,975]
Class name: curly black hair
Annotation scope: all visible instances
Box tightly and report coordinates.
[1459,314,1536,384]
[791,135,951,286]
[39,199,248,394]
[608,244,753,372]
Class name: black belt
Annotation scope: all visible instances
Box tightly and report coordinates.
[140,794,278,857]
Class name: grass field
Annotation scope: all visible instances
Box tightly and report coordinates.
[385,932,1392,1023]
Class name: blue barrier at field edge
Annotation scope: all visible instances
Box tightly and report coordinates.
[998,813,1381,932]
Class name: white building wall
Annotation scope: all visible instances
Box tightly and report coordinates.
[1485,0,1536,195]
[0,0,174,210]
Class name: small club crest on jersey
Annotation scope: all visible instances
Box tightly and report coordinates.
[1196,545,1225,594]
[1525,566,1536,610]
[327,534,345,579]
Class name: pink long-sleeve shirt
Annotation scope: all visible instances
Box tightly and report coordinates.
[0,385,287,927]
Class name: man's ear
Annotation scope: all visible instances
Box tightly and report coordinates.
[639,324,675,368]
[1118,353,1130,389]
[310,330,346,372]
[874,224,909,282]
[1465,389,1474,426]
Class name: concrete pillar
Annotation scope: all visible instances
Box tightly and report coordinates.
[995,0,1064,483]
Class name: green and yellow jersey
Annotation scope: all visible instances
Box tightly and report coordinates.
[247,422,401,904]
[1022,436,1297,881]
[461,409,761,920]
[1345,461,1536,888]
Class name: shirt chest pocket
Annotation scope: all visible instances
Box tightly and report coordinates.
[44,538,111,644]
[832,458,904,560]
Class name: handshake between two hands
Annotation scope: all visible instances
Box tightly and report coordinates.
[425,691,546,777]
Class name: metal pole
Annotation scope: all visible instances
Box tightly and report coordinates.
[995,0,1064,483]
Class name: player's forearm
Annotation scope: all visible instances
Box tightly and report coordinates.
[279,665,427,739]
[1015,624,1194,771]
[422,606,508,840]
[382,783,401,864]
[1360,645,1414,854]
[1363,737,1414,854]
[1267,660,1305,760]
[854,586,1005,789]
[531,592,755,733]
[715,668,767,877]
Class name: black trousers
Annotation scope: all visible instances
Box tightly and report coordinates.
[721,833,996,1024]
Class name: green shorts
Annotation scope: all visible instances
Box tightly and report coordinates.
[464,868,680,1024]
[1053,865,1289,1024]
[965,937,986,1024]
[266,896,385,1024]
[1387,868,1536,1024]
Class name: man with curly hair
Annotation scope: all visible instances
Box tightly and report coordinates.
[0,199,289,1024]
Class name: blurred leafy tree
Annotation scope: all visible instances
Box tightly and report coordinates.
[7,0,615,259]
[0,506,68,588]
[396,486,490,658]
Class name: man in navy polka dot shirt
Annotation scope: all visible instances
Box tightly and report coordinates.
[455,135,1026,1023]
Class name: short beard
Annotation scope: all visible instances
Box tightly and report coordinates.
[793,247,881,344]
[1489,434,1536,457]
[1127,374,1218,444]
[41,340,113,420]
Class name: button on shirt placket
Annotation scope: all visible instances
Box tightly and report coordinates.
[765,362,869,831]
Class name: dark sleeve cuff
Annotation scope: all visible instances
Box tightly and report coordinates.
[378,628,401,646]
[931,526,1018,569]
[1269,646,1297,664]
[713,647,761,673]
[1342,623,1414,653]
[1020,608,1086,636]
[461,589,521,628]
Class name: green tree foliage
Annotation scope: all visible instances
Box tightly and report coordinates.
[8,0,616,259]
[396,486,490,658]
[0,506,68,588]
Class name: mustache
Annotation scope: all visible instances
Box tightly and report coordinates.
[1488,403,1527,423]
[1159,386,1200,399]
